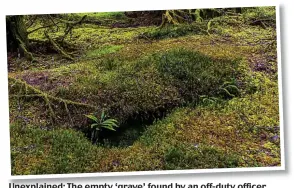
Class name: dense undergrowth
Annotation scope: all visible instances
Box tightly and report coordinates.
[8,7,280,175]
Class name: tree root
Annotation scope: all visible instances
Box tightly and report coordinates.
[9,76,97,126]
[16,36,36,62]
[44,31,74,61]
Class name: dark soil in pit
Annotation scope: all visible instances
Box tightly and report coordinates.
[83,109,170,147]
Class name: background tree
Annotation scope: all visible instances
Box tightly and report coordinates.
[6,15,34,61]
[6,14,86,62]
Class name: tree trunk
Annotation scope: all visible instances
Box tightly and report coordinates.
[6,15,33,60]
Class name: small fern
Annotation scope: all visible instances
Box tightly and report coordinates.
[85,110,119,144]
[207,20,212,34]
[219,81,240,98]
[200,95,220,105]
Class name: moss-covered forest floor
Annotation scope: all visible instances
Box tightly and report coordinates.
[8,7,281,175]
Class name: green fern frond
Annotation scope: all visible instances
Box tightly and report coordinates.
[85,114,98,122]
[220,88,235,97]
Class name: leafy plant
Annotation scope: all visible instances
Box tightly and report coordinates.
[218,81,240,98]
[199,95,220,105]
[85,110,119,144]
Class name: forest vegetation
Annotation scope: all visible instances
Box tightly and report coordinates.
[6,7,280,175]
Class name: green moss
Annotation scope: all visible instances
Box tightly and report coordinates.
[153,49,242,101]
[10,123,102,175]
[138,70,279,167]
[74,12,125,20]
[163,144,239,170]
[71,26,150,49]
[139,23,206,40]
[242,7,276,23]
[85,45,123,58]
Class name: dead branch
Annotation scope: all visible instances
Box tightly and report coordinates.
[59,15,87,42]
[27,23,60,34]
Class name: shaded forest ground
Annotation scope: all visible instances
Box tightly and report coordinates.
[7,7,281,175]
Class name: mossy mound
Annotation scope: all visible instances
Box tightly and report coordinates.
[10,72,280,174]
[9,48,246,132]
